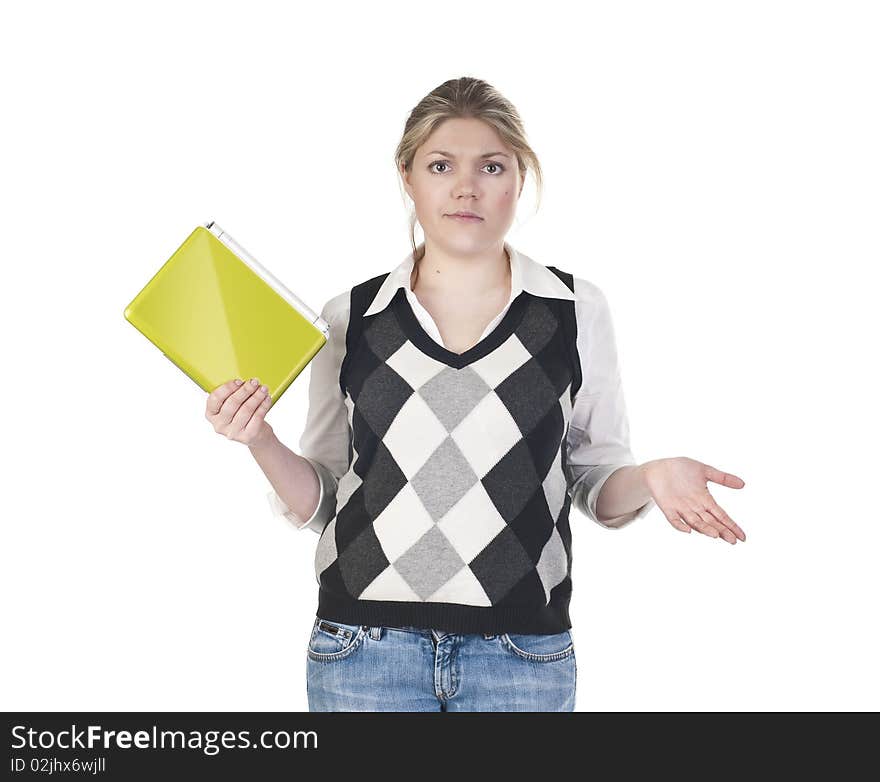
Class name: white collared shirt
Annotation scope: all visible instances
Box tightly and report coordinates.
[268,241,655,532]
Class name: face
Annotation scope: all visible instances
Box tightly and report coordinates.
[400,117,523,258]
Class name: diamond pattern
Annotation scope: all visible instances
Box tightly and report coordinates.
[411,437,479,519]
[315,284,579,617]
[450,391,523,477]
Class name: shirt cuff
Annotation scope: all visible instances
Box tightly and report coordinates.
[265,457,336,534]
[584,464,657,530]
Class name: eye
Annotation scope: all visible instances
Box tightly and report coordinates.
[428,160,506,175]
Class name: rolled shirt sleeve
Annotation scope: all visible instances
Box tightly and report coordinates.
[267,455,340,533]
[267,294,352,534]
[564,280,656,529]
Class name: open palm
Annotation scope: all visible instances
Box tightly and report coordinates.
[643,457,746,544]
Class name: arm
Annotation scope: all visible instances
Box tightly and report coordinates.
[565,281,656,529]
[257,293,352,534]
[251,432,338,533]
[593,464,654,528]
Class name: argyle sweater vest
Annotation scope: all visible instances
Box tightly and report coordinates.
[314,266,583,634]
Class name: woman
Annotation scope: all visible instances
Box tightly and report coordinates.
[205,77,747,712]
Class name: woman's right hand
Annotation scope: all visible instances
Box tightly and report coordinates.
[206,378,274,447]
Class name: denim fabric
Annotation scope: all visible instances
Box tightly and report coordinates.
[306,615,577,712]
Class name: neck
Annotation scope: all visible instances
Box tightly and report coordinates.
[412,245,511,298]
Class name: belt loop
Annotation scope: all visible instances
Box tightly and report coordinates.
[368,626,381,640]
[483,633,496,640]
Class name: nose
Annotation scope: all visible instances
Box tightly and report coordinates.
[452,175,479,198]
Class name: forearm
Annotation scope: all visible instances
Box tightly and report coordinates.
[595,463,653,527]
[248,429,320,523]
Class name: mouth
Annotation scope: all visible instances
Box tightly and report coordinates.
[446,213,483,221]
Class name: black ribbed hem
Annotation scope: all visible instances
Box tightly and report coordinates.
[316,587,572,635]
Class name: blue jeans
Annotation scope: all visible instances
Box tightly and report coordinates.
[306,615,577,712]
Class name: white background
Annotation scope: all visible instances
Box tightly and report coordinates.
[2,0,877,711]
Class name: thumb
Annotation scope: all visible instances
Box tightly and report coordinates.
[705,465,745,489]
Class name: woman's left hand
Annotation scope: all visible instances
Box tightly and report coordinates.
[642,457,746,544]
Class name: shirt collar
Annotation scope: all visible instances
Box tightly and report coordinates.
[362,241,576,317]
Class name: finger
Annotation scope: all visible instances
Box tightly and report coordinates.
[229,382,268,434]
[661,508,691,534]
[688,503,736,544]
[680,508,719,538]
[206,379,245,417]
[705,465,745,489]
[218,378,263,424]
[243,391,273,440]
[703,500,746,542]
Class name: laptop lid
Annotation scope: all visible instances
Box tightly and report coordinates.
[123,220,329,408]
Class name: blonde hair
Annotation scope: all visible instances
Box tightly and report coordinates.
[394,76,544,264]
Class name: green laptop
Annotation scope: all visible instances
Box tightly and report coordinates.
[123,220,329,409]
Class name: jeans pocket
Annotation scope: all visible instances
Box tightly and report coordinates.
[307,617,367,662]
[500,630,575,662]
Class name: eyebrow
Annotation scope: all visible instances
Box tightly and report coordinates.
[427,150,511,159]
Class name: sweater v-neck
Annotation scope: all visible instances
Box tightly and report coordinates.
[391,286,530,369]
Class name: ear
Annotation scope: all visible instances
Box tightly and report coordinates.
[400,162,413,197]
